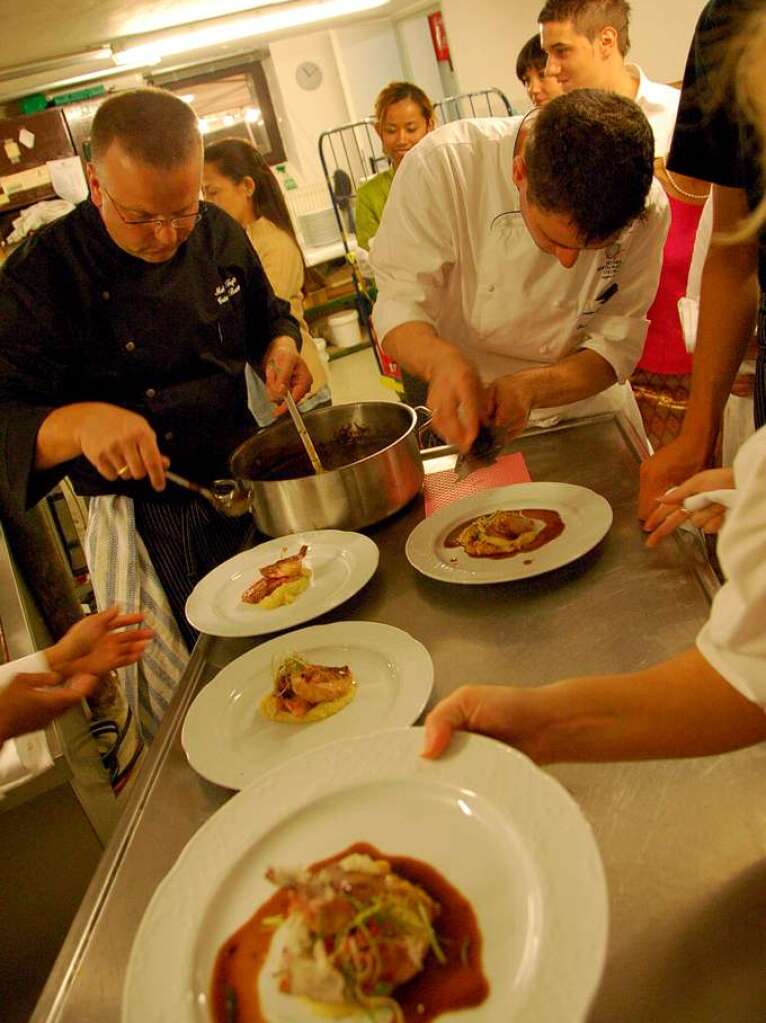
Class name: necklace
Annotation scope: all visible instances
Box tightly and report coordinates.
[662,167,710,202]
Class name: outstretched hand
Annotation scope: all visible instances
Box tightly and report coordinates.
[0,671,100,744]
[46,606,153,679]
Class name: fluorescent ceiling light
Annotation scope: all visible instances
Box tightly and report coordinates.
[113,0,388,66]
[180,93,195,103]
[245,106,262,122]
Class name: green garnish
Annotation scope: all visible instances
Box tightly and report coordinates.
[261,914,285,929]
[417,902,447,965]
[348,899,384,932]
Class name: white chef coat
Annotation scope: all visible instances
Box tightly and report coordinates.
[371,117,670,428]
[0,651,54,796]
[628,63,680,158]
[696,426,766,706]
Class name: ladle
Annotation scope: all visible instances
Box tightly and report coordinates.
[165,470,250,517]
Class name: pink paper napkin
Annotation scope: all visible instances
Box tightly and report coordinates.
[423,452,532,516]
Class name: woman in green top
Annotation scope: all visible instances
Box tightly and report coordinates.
[355,81,435,251]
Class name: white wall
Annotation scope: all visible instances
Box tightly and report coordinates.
[441,0,709,113]
[440,0,539,111]
[396,12,446,104]
[629,1,707,85]
[268,30,351,183]
[268,20,404,181]
[330,19,404,123]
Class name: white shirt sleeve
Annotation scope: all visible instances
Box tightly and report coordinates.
[0,650,49,691]
[579,181,671,383]
[696,427,766,706]
[371,147,457,341]
[0,650,53,795]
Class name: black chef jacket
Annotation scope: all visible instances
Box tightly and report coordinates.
[0,200,301,512]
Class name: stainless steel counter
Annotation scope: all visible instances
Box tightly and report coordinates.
[30,415,766,1023]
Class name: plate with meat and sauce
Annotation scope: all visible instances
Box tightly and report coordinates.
[181,621,434,789]
[405,483,613,584]
[123,729,608,1023]
[185,530,379,636]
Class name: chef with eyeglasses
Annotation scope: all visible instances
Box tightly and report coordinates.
[371,90,670,452]
[0,88,312,737]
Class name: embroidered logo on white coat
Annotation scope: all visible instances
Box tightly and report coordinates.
[597,242,622,279]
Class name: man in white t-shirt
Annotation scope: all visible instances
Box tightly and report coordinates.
[371,90,668,452]
[538,0,680,156]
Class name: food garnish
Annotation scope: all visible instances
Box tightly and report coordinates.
[242,545,311,608]
[260,654,356,723]
[211,843,489,1023]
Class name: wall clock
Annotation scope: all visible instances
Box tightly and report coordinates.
[296,61,323,91]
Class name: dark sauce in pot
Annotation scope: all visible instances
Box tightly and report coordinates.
[210,841,489,1023]
[257,437,389,481]
[444,508,565,559]
[250,423,394,481]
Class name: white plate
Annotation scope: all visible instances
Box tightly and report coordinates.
[185,530,379,636]
[123,729,608,1023]
[181,621,434,789]
[406,482,613,584]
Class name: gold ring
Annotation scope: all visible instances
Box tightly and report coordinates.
[117,465,130,477]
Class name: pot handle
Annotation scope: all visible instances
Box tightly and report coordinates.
[413,405,435,448]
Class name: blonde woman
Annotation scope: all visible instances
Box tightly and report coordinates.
[355,82,435,251]
[203,139,329,424]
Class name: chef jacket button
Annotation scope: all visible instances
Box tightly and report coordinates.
[145,387,157,399]
[164,431,174,442]
[487,284,495,293]
[125,341,136,352]
[102,290,110,300]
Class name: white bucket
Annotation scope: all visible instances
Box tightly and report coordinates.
[327,310,362,348]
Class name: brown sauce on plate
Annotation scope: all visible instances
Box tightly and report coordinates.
[444,508,565,560]
[210,841,489,1023]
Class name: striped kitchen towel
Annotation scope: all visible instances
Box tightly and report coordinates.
[85,496,189,740]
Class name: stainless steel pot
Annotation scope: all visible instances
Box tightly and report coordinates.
[229,401,425,536]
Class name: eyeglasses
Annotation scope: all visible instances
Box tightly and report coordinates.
[102,186,205,229]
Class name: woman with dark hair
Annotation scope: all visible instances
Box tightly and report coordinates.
[515,35,563,108]
[203,138,329,423]
[355,81,435,251]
